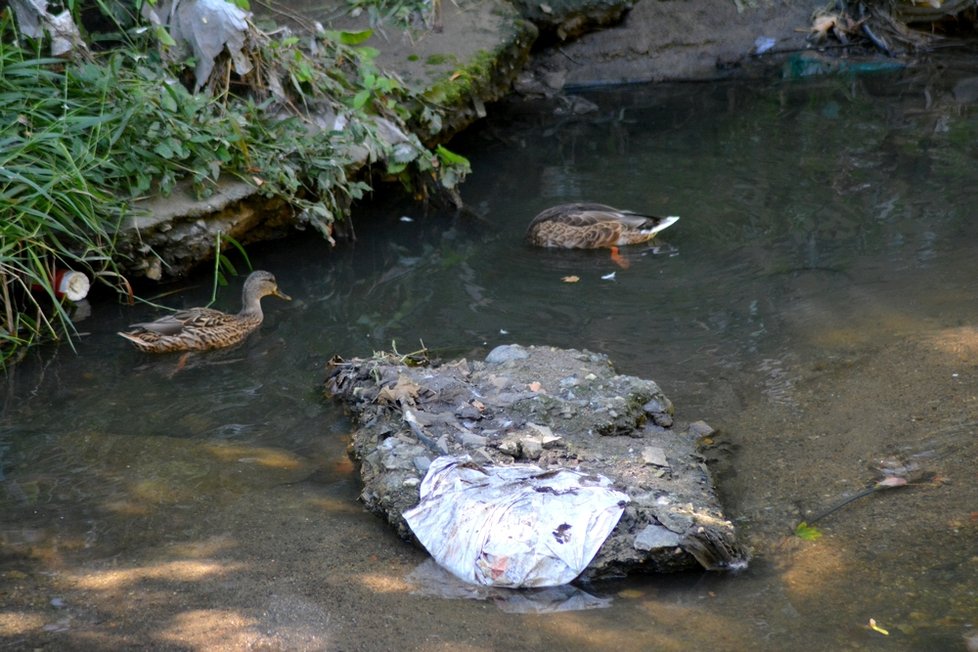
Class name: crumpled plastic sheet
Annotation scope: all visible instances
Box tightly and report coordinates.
[142,0,252,91]
[10,0,85,56]
[404,456,629,588]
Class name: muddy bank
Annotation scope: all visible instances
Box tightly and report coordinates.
[525,0,821,88]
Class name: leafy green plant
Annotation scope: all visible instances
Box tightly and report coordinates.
[434,145,471,188]
[0,6,468,365]
[345,0,434,29]
[0,37,130,363]
[793,521,823,541]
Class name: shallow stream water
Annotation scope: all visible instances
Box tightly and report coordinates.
[3,68,978,650]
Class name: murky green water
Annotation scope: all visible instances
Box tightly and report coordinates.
[3,69,978,650]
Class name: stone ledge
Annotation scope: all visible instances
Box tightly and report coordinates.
[117,0,539,279]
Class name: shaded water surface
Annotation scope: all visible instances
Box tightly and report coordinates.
[3,69,978,650]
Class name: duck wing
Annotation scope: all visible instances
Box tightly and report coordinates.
[531,203,672,228]
[128,307,229,335]
[527,203,614,228]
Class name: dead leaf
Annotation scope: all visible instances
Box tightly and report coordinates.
[471,399,486,412]
[561,275,580,283]
[376,375,421,405]
[810,13,837,40]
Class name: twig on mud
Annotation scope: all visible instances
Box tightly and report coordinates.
[806,475,919,525]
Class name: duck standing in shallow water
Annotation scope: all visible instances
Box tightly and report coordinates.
[118,270,291,353]
[525,202,679,268]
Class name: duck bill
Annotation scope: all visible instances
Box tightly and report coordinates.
[274,289,292,301]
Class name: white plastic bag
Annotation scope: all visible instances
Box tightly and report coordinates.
[403,456,629,588]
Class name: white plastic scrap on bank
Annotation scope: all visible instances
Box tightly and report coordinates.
[403,456,629,588]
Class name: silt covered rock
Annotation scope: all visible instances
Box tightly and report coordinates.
[325,344,747,580]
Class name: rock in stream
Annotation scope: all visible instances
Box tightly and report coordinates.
[325,344,748,580]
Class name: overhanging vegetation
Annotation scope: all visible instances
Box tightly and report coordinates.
[0,1,469,366]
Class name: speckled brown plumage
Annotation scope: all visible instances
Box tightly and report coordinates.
[525,202,680,249]
[118,270,291,353]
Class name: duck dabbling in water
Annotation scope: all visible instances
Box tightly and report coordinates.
[525,202,679,248]
[118,270,291,353]
[525,203,680,269]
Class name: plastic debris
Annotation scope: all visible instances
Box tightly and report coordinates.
[404,455,629,588]
[143,0,252,91]
[32,269,90,301]
[753,36,777,54]
[54,270,90,301]
[10,0,87,56]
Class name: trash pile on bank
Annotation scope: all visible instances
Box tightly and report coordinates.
[325,344,748,586]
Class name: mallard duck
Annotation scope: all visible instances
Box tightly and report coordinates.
[118,270,291,353]
[525,203,680,249]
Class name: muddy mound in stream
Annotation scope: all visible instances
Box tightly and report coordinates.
[325,344,747,580]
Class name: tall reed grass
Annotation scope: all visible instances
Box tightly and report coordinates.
[0,33,128,364]
[0,19,264,364]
